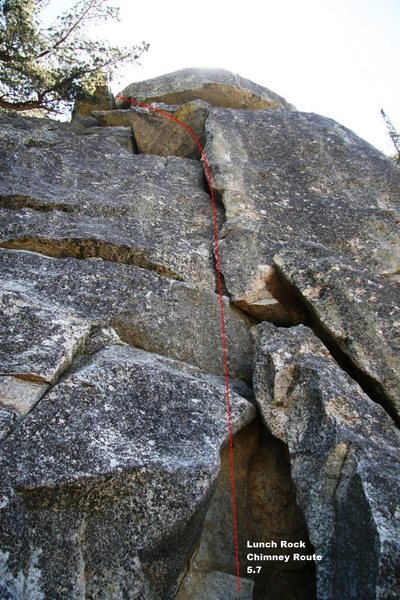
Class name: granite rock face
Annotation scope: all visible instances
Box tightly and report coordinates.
[0,249,254,382]
[205,109,400,318]
[1,69,399,600]
[0,288,92,440]
[0,104,259,598]
[274,244,400,423]
[117,68,295,111]
[0,345,255,599]
[0,113,218,289]
[253,323,400,600]
[205,106,400,435]
[0,289,92,384]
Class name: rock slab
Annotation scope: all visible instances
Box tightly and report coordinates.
[0,113,218,290]
[0,249,254,381]
[253,323,400,600]
[205,109,400,318]
[0,345,255,599]
[95,100,211,160]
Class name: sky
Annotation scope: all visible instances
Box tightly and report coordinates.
[42,0,400,155]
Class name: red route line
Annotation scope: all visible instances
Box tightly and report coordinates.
[116,95,242,593]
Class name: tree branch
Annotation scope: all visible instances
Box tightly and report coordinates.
[36,0,98,60]
[0,0,148,113]
[38,51,132,98]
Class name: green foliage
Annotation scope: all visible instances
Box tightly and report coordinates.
[381,109,400,164]
[0,0,149,113]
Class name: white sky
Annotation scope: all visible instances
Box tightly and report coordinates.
[42,0,400,155]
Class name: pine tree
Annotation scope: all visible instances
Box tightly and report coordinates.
[381,109,400,164]
[0,0,148,113]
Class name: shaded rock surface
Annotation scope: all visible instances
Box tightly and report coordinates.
[253,323,400,600]
[72,82,116,123]
[177,570,254,599]
[180,420,316,600]
[0,344,255,599]
[91,108,139,127]
[117,68,294,111]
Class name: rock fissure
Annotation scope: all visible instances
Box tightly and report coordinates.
[273,254,400,428]
[252,322,400,599]
[0,195,74,213]
[261,263,400,427]
[130,128,140,154]
[177,417,317,600]
[311,319,400,428]
[77,517,88,600]
[0,237,186,282]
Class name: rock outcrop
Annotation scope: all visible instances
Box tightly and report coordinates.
[0,68,399,599]
[274,244,400,423]
[72,82,116,126]
[0,344,254,599]
[94,100,211,159]
[204,109,400,318]
[253,323,400,600]
[116,68,295,111]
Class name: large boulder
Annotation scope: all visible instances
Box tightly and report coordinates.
[205,105,400,425]
[253,323,400,600]
[0,344,255,599]
[116,68,294,111]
